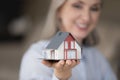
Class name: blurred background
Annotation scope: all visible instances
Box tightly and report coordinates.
[0,0,120,80]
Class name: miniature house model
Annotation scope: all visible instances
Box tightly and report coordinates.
[42,31,82,60]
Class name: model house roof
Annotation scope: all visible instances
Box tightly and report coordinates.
[46,31,74,49]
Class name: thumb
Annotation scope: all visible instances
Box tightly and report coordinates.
[42,60,52,67]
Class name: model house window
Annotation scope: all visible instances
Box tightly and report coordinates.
[67,50,76,59]
[65,41,68,49]
[71,41,74,49]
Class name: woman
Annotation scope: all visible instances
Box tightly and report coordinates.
[19,0,117,80]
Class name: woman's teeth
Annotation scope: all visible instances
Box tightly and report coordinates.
[77,24,87,28]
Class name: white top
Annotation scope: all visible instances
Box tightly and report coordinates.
[19,40,117,80]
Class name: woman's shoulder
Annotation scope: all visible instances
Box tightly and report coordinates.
[83,47,117,80]
[83,46,110,66]
[82,46,106,61]
[83,46,101,54]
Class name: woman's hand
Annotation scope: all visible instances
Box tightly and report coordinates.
[42,60,80,80]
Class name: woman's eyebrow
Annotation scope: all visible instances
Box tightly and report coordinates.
[93,2,103,7]
[76,0,85,5]
[75,0,103,7]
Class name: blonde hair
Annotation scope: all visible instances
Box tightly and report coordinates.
[40,0,65,39]
[41,0,99,46]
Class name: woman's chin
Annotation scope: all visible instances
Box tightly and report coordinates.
[71,33,87,43]
[76,32,87,38]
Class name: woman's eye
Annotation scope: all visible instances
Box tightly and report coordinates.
[72,4,82,9]
[91,7,100,12]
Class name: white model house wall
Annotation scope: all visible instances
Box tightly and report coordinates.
[75,42,81,59]
[57,42,64,59]
[43,49,53,59]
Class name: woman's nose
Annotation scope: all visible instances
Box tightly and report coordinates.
[80,9,91,23]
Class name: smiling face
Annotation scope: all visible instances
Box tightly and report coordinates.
[58,0,102,43]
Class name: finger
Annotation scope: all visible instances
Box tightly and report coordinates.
[54,60,65,69]
[66,60,72,65]
[71,60,80,68]
[77,60,80,64]
[42,60,52,67]
[70,60,77,68]
[64,60,72,69]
